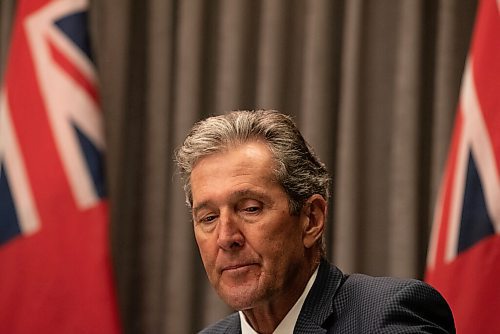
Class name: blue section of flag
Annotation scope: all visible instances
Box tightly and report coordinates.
[457,153,495,253]
[54,11,93,62]
[0,164,21,245]
[73,124,106,198]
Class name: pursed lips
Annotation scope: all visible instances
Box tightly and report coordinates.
[220,262,258,273]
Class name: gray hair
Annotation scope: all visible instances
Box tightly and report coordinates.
[175,110,331,216]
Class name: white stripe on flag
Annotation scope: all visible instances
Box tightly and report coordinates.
[0,89,41,234]
[461,58,500,231]
[25,0,104,210]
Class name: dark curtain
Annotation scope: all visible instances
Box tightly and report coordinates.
[0,0,477,332]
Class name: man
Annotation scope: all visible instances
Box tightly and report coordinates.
[175,110,455,333]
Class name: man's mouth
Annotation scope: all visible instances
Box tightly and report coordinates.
[221,263,258,273]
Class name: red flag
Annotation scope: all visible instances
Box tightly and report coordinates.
[0,0,121,333]
[426,0,500,332]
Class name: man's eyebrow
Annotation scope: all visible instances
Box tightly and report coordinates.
[229,189,274,204]
[192,202,211,217]
[192,189,275,215]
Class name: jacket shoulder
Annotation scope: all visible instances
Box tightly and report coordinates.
[331,274,455,333]
[339,273,426,303]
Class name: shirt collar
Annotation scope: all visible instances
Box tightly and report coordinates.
[239,266,319,334]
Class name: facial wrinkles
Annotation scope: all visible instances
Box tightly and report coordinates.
[194,167,264,205]
[191,143,276,203]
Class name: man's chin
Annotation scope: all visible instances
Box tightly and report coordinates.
[216,285,262,311]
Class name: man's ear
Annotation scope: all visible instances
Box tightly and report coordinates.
[302,194,327,249]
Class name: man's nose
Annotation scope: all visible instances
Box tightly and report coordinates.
[217,211,244,251]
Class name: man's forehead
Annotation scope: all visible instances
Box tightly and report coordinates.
[189,141,281,200]
[192,142,276,173]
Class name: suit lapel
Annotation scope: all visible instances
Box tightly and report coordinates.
[293,259,344,333]
[225,313,242,334]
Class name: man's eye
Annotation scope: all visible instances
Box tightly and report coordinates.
[243,206,260,213]
[200,215,217,224]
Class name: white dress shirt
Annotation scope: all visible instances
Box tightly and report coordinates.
[239,267,319,334]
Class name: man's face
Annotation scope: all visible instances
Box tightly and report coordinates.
[190,141,310,311]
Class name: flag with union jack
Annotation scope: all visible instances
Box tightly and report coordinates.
[425,0,500,332]
[0,0,121,332]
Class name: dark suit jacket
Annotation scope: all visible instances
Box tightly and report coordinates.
[199,259,455,333]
